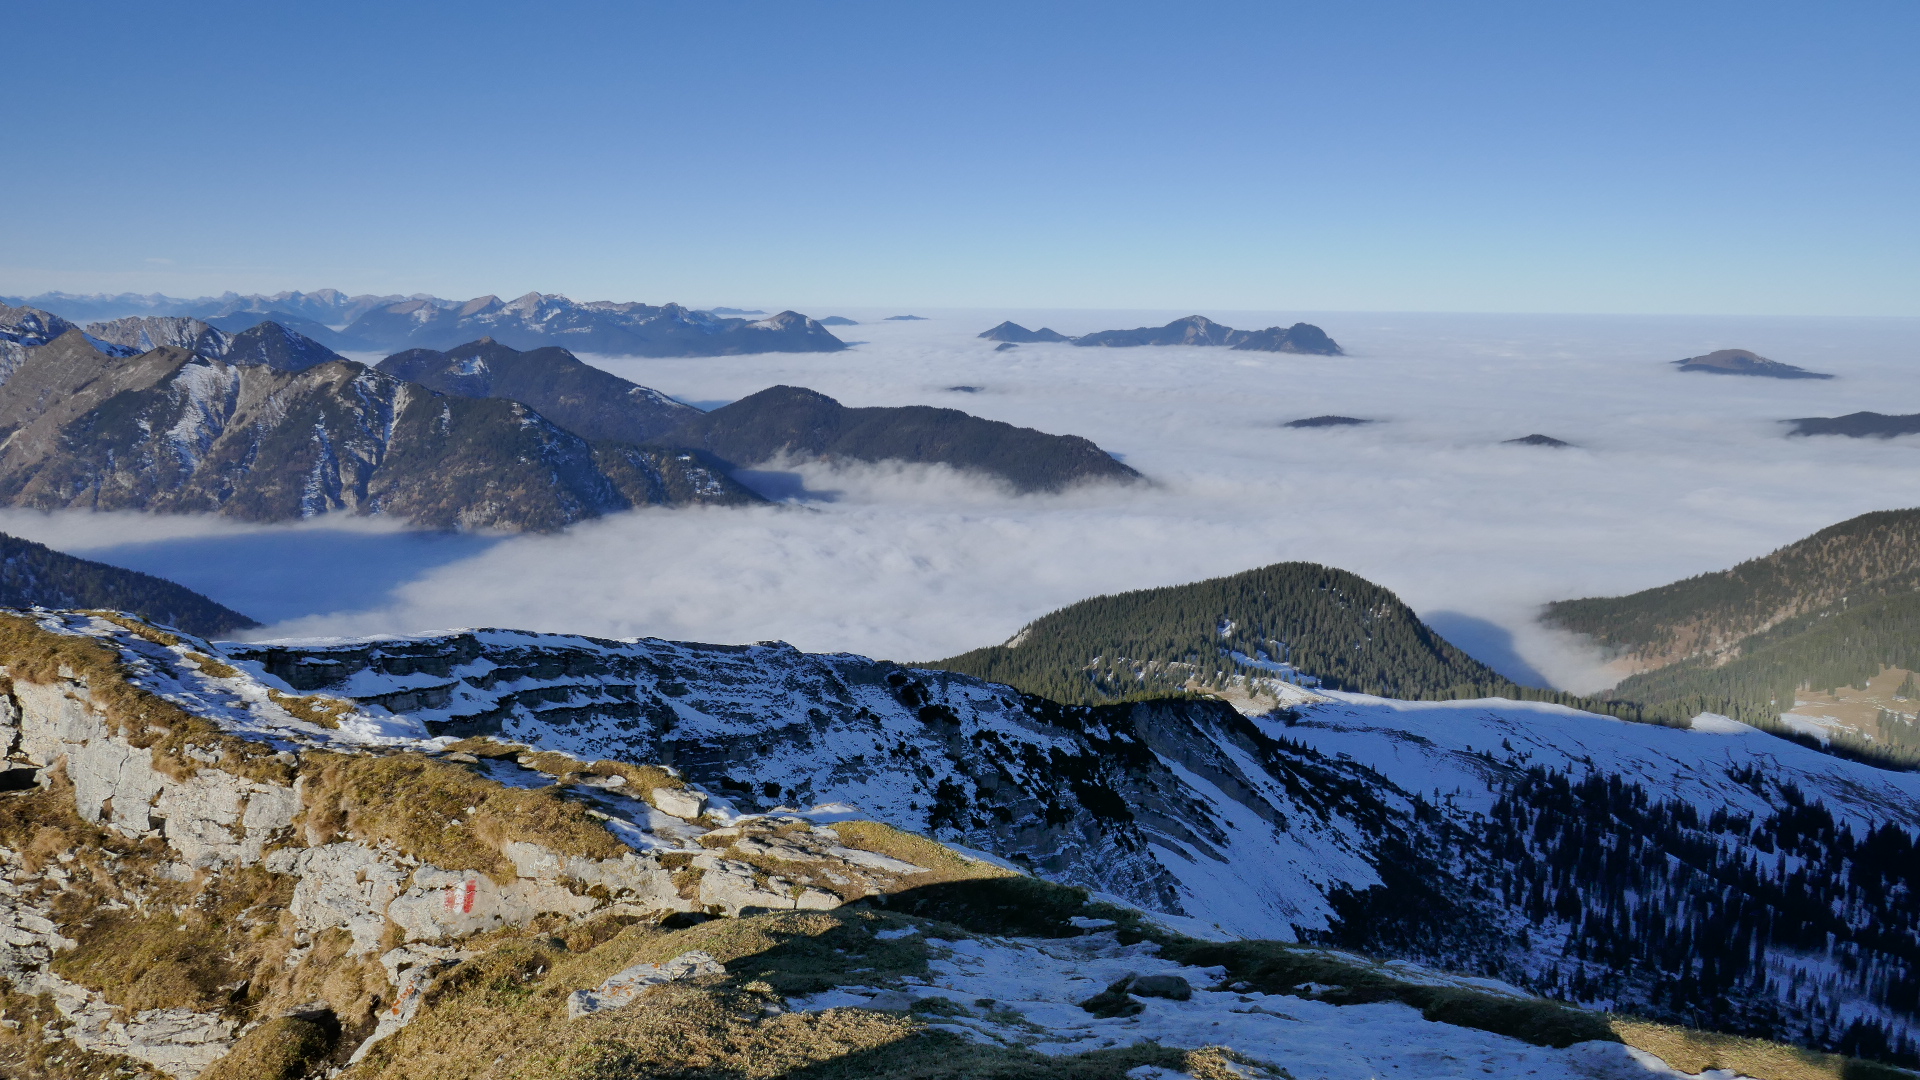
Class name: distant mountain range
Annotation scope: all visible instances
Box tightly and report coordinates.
[1546,507,1920,765]
[0,304,1142,527]
[979,316,1344,354]
[1674,348,1833,379]
[334,294,846,356]
[0,290,848,357]
[0,531,256,636]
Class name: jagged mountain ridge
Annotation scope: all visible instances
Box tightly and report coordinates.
[0,532,256,636]
[656,385,1143,493]
[337,293,847,356]
[219,622,1920,1060]
[0,331,756,530]
[83,316,346,372]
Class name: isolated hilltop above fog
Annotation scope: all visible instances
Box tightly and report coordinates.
[1673,347,1834,379]
[980,315,1345,354]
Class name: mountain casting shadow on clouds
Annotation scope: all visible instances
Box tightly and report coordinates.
[1419,610,1555,688]
[74,528,500,626]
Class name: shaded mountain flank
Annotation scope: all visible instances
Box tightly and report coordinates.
[978,321,1071,343]
[655,385,1142,493]
[0,330,755,531]
[1545,506,1920,763]
[0,531,257,635]
[928,561,1579,706]
[376,338,700,444]
[336,293,847,356]
[1673,348,1834,379]
[1072,316,1344,354]
[1788,411,1920,439]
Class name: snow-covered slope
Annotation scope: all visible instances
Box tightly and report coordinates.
[62,620,1917,1061]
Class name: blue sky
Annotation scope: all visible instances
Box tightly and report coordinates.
[4,1,1915,314]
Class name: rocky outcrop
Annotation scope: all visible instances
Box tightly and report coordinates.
[0,620,941,1075]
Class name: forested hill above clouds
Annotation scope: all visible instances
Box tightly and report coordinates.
[659,385,1143,494]
[928,562,1565,705]
[0,532,255,636]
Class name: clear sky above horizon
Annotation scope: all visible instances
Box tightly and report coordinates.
[4,1,1915,315]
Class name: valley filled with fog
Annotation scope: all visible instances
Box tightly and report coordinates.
[8,308,1918,693]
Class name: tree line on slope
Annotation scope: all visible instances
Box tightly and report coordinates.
[1545,508,1920,668]
[927,562,1625,716]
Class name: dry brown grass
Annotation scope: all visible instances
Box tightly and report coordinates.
[183,650,240,680]
[195,1015,336,1080]
[442,740,687,797]
[0,614,292,786]
[1612,1018,1913,1080]
[82,612,182,648]
[295,751,628,883]
[266,688,353,729]
[347,907,1286,1080]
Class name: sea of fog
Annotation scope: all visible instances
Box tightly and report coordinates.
[6,309,1919,693]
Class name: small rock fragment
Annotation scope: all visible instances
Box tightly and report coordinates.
[567,950,724,1018]
[651,787,707,820]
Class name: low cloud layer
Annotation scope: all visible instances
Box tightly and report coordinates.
[17,309,1920,693]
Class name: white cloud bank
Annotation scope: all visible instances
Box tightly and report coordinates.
[18,309,1920,693]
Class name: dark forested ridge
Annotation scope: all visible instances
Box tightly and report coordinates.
[1546,508,1920,767]
[657,385,1142,493]
[927,561,1594,707]
[0,532,256,636]
[1546,508,1920,669]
